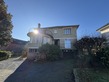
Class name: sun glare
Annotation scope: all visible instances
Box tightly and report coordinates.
[33,29,39,34]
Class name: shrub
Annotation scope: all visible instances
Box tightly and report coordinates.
[95,47,109,68]
[74,36,107,68]
[0,50,12,61]
[74,36,106,55]
[38,43,61,61]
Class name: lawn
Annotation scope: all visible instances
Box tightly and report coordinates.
[72,56,109,82]
[75,68,109,82]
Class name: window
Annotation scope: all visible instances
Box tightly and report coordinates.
[29,49,37,53]
[64,39,71,48]
[43,37,50,44]
[30,37,37,43]
[54,30,57,33]
[64,28,71,34]
[30,37,33,43]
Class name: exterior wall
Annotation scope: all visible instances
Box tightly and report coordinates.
[27,26,78,50]
[98,24,109,44]
[45,27,77,39]
[27,51,37,60]
[27,33,53,60]
[28,33,53,48]
[27,47,37,60]
[27,25,79,60]
[44,26,78,49]
[29,35,42,48]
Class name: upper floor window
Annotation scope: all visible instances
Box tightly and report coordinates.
[64,28,71,34]
[30,37,37,43]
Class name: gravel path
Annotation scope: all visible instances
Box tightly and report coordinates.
[5,59,74,82]
[0,58,26,82]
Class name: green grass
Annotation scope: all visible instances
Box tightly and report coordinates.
[71,55,109,82]
[75,68,109,82]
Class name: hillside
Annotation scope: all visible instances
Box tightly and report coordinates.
[12,38,27,45]
[5,38,28,56]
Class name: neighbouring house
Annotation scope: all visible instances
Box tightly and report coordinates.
[97,23,109,44]
[26,23,79,60]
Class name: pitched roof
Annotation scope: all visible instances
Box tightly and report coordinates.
[97,23,109,31]
[41,25,79,29]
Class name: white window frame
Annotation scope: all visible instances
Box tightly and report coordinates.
[64,39,71,48]
[64,28,71,34]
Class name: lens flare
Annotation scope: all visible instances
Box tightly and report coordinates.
[33,29,39,34]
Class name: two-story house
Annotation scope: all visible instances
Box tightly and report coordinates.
[26,23,79,59]
[97,23,109,44]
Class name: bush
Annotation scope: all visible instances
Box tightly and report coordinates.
[92,47,109,68]
[38,43,61,61]
[74,36,106,55]
[0,50,12,61]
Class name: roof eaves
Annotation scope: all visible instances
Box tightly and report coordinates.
[96,23,109,31]
[41,25,79,29]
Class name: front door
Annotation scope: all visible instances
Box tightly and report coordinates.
[54,39,60,46]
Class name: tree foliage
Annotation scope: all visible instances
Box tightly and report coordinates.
[0,0,13,47]
[74,36,107,68]
[88,47,109,68]
[74,36,106,54]
[38,43,61,61]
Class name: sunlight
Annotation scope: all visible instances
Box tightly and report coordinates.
[33,29,39,34]
[101,28,109,34]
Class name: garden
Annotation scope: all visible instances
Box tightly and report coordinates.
[73,36,109,82]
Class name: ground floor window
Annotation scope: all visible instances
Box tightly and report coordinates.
[64,39,71,48]
[29,49,37,53]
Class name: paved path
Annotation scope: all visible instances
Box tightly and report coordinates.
[0,58,25,82]
[0,58,75,82]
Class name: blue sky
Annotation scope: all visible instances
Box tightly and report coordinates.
[4,0,109,41]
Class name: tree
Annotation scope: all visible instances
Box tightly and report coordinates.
[74,36,106,55]
[0,0,13,47]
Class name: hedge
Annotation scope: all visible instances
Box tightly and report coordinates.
[0,50,12,61]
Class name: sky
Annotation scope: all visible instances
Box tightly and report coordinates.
[4,0,109,41]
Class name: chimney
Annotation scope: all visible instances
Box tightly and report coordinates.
[38,23,41,28]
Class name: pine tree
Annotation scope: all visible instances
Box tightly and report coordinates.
[0,0,13,47]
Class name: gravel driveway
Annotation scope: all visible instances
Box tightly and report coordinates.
[1,58,75,82]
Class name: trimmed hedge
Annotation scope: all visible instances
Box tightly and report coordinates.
[0,50,12,61]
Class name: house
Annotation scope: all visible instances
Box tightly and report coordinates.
[26,23,79,59]
[97,23,109,44]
